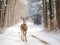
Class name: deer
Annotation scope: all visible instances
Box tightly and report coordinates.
[20,17,29,42]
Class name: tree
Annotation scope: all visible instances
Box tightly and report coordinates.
[42,0,58,31]
[42,0,49,30]
[49,0,58,31]
[28,0,43,25]
[56,0,60,29]
[0,0,7,28]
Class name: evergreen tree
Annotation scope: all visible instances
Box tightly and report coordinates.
[28,0,43,24]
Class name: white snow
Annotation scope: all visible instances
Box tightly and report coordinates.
[0,22,60,45]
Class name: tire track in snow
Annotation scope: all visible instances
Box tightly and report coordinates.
[31,35,50,45]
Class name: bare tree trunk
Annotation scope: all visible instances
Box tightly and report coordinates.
[49,0,58,31]
[52,0,58,30]
[0,0,7,29]
[4,0,16,28]
[56,0,60,29]
[49,0,54,31]
[42,0,48,30]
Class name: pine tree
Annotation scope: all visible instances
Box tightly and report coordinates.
[28,0,43,25]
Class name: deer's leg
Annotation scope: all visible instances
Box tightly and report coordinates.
[21,30,24,41]
[21,30,22,40]
[24,31,27,41]
[23,31,25,41]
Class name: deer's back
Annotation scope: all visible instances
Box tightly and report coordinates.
[21,24,27,31]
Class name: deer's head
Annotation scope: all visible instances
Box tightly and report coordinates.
[21,17,29,23]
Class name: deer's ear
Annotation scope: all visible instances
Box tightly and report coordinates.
[25,17,29,20]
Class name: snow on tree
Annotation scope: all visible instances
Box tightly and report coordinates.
[28,0,43,25]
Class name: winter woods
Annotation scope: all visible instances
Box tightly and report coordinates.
[0,0,60,31]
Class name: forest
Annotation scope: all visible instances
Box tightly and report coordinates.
[0,0,60,45]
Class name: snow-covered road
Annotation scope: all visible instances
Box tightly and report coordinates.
[0,22,46,45]
[0,22,60,45]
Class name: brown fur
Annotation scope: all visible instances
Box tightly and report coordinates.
[21,23,27,31]
[20,22,27,41]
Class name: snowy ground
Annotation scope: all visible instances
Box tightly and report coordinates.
[0,22,60,45]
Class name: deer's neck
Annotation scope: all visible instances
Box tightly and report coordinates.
[22,19,26,24]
